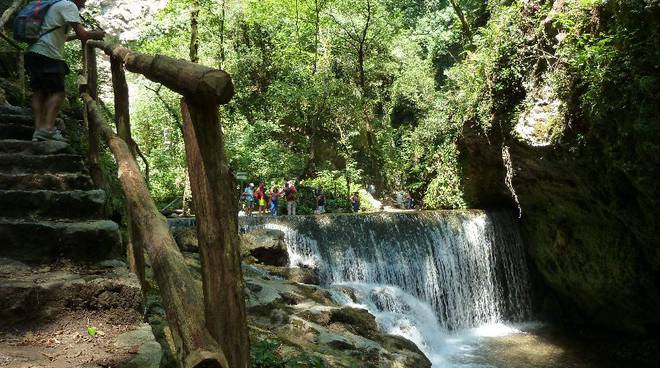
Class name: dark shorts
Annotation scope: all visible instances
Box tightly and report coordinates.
[24,52,69,93]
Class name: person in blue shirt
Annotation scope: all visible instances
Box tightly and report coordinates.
[242,183,254,215]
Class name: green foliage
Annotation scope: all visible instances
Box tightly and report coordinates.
[125,0,499,209]
[250,339,327,368]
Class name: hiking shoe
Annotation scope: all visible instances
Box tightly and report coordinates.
[32,129,52,142]
[31,128,67,142]
[50,128,67,142]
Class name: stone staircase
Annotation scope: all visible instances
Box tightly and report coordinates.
[0,106,121,262]
[0,106,161,367]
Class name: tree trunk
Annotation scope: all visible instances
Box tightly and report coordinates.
[357,0,371,92]
[190,0,200,63]
[313,0,320,74]
[449,0,472,40]
[82,93,229,368]
[219,0,226,68]
[181,98,249,368]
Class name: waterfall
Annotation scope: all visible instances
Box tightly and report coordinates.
[242,210,532,330]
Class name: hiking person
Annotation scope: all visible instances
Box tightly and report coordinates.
[315,189,326,214]
[350,192,360,213]
[20,0,104,142]
[283,180,297,215]
[396,191,405,208]
[255,182,266,215]
[242,183,255,215]
[269,186,281,216]
[405,191,414,210]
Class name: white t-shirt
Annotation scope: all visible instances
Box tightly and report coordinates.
[27,0,82,60]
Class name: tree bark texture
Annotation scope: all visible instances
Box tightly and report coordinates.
[181,98,249,368]
[449,0,472,40]
[87,41,234,105]
[0,0,25,30]
[109,56,145,288]
[83,44,105,189]
[81,93,229,368]
[190,0,200,63]
[219,0,226,68]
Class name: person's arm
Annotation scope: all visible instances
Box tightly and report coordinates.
[69,22,105,43]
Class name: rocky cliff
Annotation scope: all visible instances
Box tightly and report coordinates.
[459,0,660,334]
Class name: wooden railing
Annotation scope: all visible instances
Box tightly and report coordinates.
[79,41,247,368]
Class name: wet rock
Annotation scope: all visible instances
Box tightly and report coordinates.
[241,229,289,266]
[258,264,320,285]
[182,252,430,367]
[172,227,198,252]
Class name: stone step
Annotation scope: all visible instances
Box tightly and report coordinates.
[0,139,72,155]
[0,172,93,191]
[0,189,106,220]
[0,259,141,325]
[0,219,121,262]
[0,113,33,126]
[0,259,161,368]
[0,122,33,140]
[0,106,31,116]
[0,153,86,174]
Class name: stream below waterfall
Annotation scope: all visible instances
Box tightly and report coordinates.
[242,210,541,367]
[173,210,658,367]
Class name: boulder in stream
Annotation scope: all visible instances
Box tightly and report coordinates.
[241,228,289,267]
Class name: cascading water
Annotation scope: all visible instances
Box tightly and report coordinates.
[240,210,533,366]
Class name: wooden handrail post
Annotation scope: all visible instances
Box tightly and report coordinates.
[181,98,249,368]
[82,40,245,367]
[84,43,105,188]
[109,55,145,290]
[81,93,229,368]
[110,56,135,155]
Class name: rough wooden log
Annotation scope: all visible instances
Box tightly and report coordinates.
[0,0,24,30]
[109,56,145,288]
[83,44,105,189]
[181,99,249,368]
[110,57,135,155]
[87,40,234,105]
[81,93,229,368]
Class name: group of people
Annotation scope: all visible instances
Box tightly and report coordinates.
[242,181,298,216]
[240,183,418,216]
[396,191,415,210]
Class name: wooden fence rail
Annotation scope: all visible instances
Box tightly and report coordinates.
[80,40,247,368]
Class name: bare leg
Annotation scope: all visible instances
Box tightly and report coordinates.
[31,91,46,130]
[43,91,65,130]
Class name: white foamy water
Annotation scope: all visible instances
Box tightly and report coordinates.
[241,210,534,367]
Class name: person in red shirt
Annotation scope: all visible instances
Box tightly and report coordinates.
[254,182,266,215]
[283,180,297,215]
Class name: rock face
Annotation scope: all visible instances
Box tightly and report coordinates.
[241,228,289,267]
[84,0,168,41]
[458,25,660,337]
[243,264,432,368]
[172,226,292,267]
